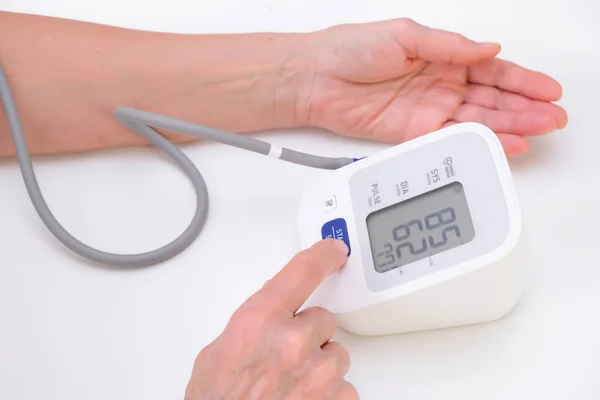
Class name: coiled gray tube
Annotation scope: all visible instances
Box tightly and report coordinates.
[0,64,354,267]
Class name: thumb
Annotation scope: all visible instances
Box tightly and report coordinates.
[389,19,501,65]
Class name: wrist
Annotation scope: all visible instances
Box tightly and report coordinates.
[112,31,315,137]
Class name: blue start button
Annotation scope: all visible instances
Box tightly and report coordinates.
[321,218,351,256]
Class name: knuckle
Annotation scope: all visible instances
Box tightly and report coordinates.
[304,305,332,319]
[315,307,338,331]
[322,307,338,326]
[280,329,310,366]
[312,353,340,378]
[282,328,308,351]
[328,341,349,358]
[337,382,360,400]
[229,310,255,331]
[399,17,416,25]
[326,341,350,368]
[230,301,272,331]
[192,344,211,367]
[321,341,351,377]
[448,31,469,44]
[397,17,418,30]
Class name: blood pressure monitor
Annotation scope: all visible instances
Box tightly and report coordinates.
[1,60,526,334]
[298,122,526,336]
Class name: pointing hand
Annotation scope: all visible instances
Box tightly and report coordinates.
[185,239,357,400]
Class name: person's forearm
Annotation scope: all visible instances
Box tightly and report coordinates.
[0,12,312,157]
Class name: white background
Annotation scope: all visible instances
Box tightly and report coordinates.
[0,1,598,399]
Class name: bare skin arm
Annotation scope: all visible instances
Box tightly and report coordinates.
[0,12,567,159]
[0,11,307,157]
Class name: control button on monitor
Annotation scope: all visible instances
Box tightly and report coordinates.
[324,195,337,212]
[321,218,351,255]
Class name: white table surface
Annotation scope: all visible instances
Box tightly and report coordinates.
[1,1,598,399]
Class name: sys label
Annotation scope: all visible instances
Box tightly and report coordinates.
[426,169,441,185]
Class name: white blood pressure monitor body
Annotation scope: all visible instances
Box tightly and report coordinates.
[298,122,525,336]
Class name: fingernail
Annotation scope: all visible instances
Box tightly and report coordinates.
[479,42,501,48]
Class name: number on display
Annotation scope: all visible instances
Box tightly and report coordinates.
[375,207,461,271]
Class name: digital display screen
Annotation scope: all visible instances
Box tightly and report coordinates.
[366,182,475,273]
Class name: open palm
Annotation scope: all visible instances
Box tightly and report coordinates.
[301,19,567,156]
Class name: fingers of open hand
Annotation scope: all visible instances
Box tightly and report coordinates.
[449,59,566,157]
[260,239,349,314]
[468,58,563,102]
[464,84,568,129]
[454,103,557,136]
[448,77,567,156]
[389,18,500,65]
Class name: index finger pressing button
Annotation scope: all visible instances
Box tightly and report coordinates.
[260,239,348,314]
[321,218,351,256]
